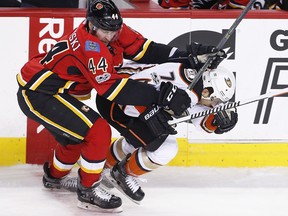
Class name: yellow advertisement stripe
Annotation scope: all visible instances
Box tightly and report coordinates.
[0,138,26,166]
[169,139,288,167]
[2,137,288,167]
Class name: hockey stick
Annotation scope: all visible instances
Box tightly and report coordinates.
[169,87,288,125]
[187,0,256,91]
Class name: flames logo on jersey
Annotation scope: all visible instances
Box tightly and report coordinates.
[81,105,90,112]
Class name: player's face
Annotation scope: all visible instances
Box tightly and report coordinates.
[200,88,222,107]
[199,98,214,107]
[88,22,120,45]
[95,28,119,45]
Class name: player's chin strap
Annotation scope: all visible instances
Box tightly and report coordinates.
[169,87,288,125]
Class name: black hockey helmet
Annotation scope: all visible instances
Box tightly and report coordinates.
[86,0,123,32]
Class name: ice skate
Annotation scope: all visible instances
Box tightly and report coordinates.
[101,168,115,190]
[42,162,77,192]
[109,154,145,204]
[77,177,122,213]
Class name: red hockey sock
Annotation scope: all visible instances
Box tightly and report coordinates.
[79,118,111,187]
[50,143,82,178]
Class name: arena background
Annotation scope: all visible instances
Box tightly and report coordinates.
[1,7,288,166]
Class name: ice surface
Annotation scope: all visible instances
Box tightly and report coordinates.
[1,165,288,216]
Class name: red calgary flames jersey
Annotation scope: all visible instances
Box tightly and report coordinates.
[17,20,151,102]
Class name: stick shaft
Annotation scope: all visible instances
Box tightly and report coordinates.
[169,87,288,125]
[187,0,256,91]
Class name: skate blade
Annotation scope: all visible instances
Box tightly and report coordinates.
[42,187,75,193]
[77,201,123,213]
[108,177,142,205]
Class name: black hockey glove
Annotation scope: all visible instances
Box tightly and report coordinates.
[139,105,177,137]
[157,82,191,116]
[212,108,238,134]
[278,0,288,10]
[264,0,278,8]
[186,42,227,70]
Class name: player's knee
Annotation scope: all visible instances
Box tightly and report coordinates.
[146,136,178,165]
[84,118,111,151]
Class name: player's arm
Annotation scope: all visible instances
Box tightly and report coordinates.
[132,41,226,70]
[84,55,190,115]
[102,78,191,116]
[119,24,226,69]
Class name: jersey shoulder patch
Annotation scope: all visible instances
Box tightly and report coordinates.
[85,41,100,52]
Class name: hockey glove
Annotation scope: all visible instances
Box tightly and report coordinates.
[212,108,238,134]
[186,42,227,70]
[157,82,191,116]
[139,105,177,137]
[264,0,278,9]
[277,0,288,10]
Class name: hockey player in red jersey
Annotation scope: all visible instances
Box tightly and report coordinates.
[96,61,238,204]
[16,0,226,212]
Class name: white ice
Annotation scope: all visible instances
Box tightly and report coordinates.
[1,165,288,216]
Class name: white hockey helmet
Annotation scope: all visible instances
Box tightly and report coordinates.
[202,66,236,102]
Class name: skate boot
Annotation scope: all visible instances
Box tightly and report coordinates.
[109,154,145,204]
[42,162,77,192]
[101,168,115,190]
[77,176,122,213]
